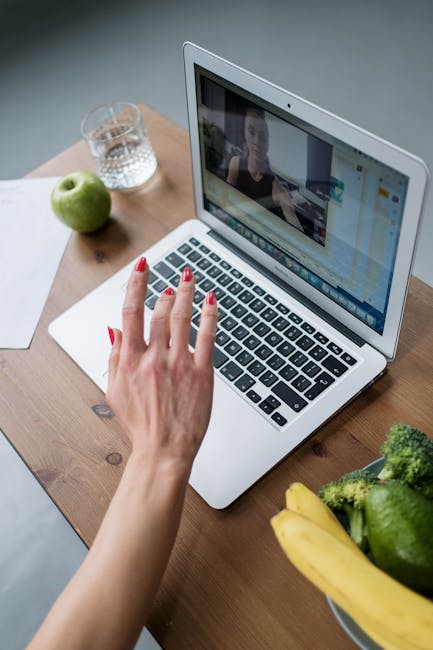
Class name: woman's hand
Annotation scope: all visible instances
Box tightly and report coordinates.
[106,257,218,471]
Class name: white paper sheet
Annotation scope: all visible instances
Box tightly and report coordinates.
[0,178,70,349]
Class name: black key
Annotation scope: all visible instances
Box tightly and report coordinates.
[221,295,236,310]
[250,298,266,312]
[192,313,201,327]
[238,289,254,304]
[193,290,205,304]
[189,325,198,348]
[231,304,248,319]
[272,382,307,412]
[148,270,158,284]
[200,278,214,292]
[210,252,220,262]
[194,270,205,283]
[217,307,226,321]
[244,335,261,350]
[304,371,335,400]
[277,341,295,357]
[199,244,210,253]
[242,313,259,327]
[292,375,312,392]
[314,332,329,345]
[221,316,237,331]
[213,286,225,300]
[178,243,192,255]
[225,340,242,356]
[247,389,261,403]
[214,347,229,368]
[261,307,278,322]
[309,345,327,361]
[220,260,231,270]
[154,261,175,279]
[273,317,289,331]
[242,277,254,287]
[322,354,348,377]
[236,350,254,366]
[328,342,343,355]
[256,344,272,360]
[231,268,242,278]
[341,352,357,366]
[153,279,168,293]
[253,285,266,296]
[232,325,249,340]
[248,360,266,376]
[296,335,314,351]
[279,364,298,381]
[186,250,201,263]
[301,322,315,335]
[271,412,287,426]
[197,257,212,271]
[289,312,302,324]
[166,252,184,267]
[266,395,281,409]
[145,294,158,310]
[208,265,222,279]
[260,371,278,387]
[265,294,277,305]
[290,351,308,367]
[276,303,289,315]
[259,400,274,414]
[172,275,181,287]
[303,361,321,377]
[268,354,285,371]
[216,331,230,346]
[190,237,200,246]
[253,322,271,337]
[220,361,243,382]
[285,325,302,340]
[219,273,232,287]
[228,281,243,295]
[265,332,283,347]
[235,374,256,392]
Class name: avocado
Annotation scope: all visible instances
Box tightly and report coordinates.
[365,480,433,594]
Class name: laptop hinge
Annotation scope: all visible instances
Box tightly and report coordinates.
[207,229,366,348]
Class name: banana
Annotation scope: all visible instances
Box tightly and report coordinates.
[285,482,363,553]
[271,508,433,650]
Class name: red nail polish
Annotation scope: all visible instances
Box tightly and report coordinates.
[135,256,147,272]
[182,267,192,282]
[164,287,174,296]
[206,290,216,305]
[108,326,115,345]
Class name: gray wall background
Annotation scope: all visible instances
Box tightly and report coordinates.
[1,0,432,286]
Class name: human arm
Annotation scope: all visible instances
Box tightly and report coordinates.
[272,177,305,231]
[226,154,240,186]
[28,260,218,650]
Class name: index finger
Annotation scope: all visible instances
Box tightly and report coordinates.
[121,256,148,357]
[194,291,218,369]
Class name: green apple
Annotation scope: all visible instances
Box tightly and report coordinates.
[51,170,111,233]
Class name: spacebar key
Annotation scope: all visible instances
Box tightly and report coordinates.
[272,381,307,412]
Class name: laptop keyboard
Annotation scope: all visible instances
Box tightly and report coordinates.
[143,236,358,427]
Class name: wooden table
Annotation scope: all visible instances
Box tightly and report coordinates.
[2,105,433,649]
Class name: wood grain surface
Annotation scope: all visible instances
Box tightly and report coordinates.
[1,105,432,649]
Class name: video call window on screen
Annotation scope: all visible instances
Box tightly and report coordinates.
[198,75,333,247]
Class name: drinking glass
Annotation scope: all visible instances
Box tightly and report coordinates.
[81,102,157,190]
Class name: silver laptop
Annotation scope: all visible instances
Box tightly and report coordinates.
[49,42,429,508]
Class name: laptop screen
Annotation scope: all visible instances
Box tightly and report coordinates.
[194,64,409,336]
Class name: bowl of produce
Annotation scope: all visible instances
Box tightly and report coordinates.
[271,424,433,650]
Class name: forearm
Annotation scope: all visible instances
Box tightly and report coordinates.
[28,450,191,650]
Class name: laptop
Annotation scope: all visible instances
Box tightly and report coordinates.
[49,42,429,508]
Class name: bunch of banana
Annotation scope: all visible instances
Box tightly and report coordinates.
[271,483,433,650]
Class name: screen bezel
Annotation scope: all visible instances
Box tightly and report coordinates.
[183,41,429,360]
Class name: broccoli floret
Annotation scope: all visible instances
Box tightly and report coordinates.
[319,469,378,550]
[378,424,433,498]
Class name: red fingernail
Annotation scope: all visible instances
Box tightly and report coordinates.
[206,290,216,305]
[135,256,147,272]
[108,326,115,345]
[182,267,192,282]
[163,287,174,296]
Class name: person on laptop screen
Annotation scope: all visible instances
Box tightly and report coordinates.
[226,106,313,237]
